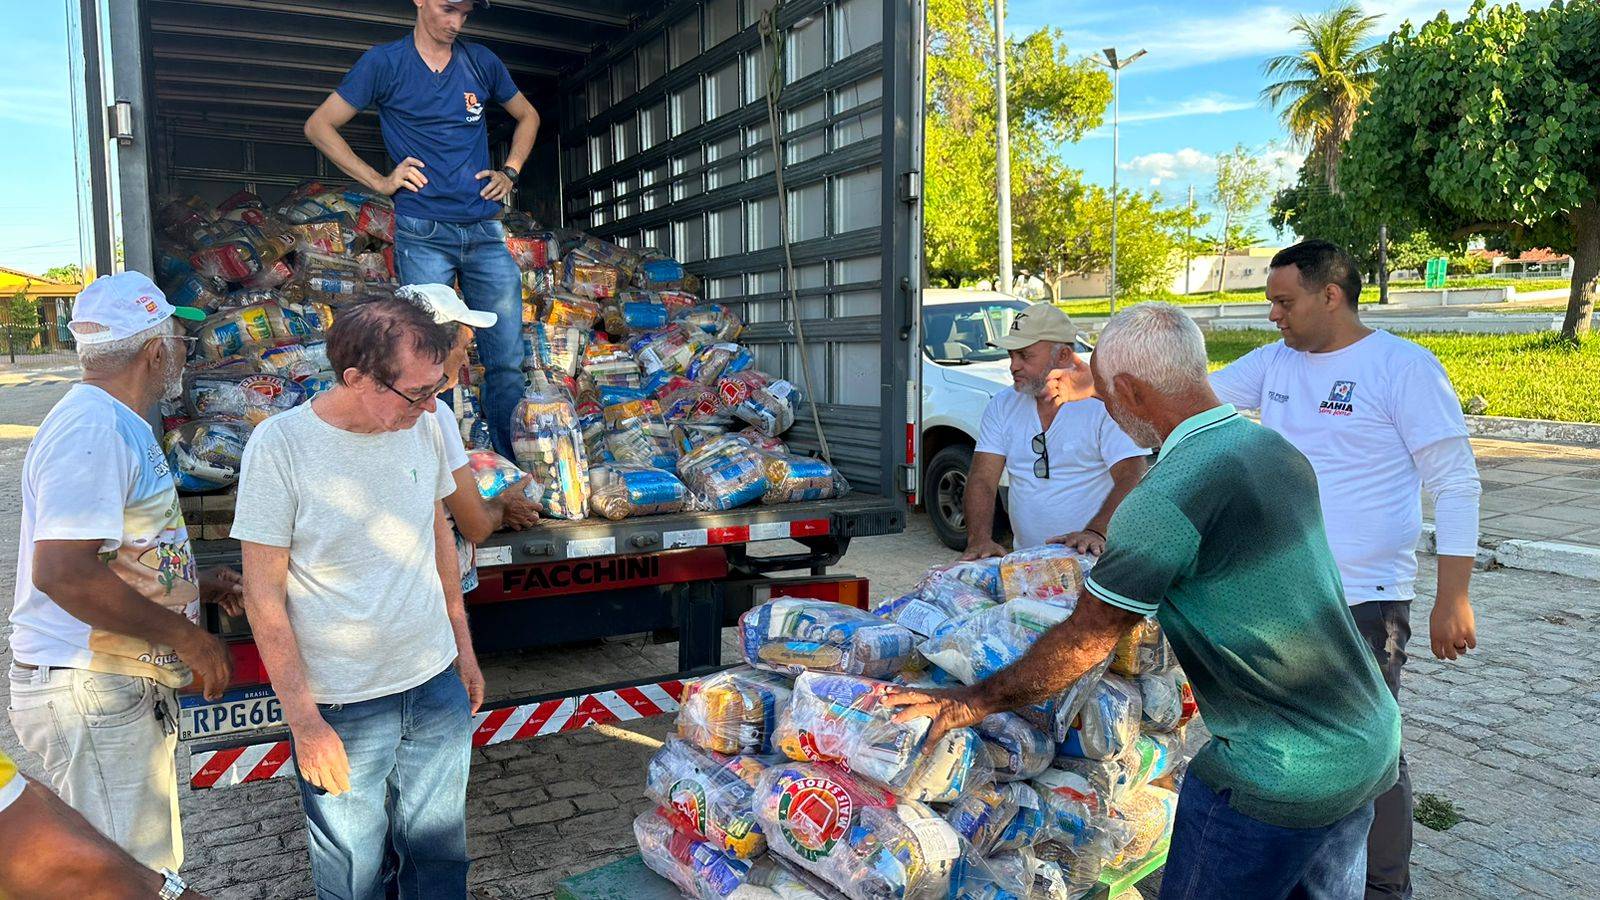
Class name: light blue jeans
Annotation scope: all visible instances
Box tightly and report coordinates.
[394,213,524,459]
[295,666,472,900]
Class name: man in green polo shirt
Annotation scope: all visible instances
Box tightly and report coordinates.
[886,303,1400,899]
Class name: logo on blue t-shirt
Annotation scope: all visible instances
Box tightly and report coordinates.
[464,91,483,123]
[1319,380,1356,416]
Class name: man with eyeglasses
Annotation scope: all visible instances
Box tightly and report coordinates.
[9,272,239,874]
[962,302,1148,561]
[231,296,483,898]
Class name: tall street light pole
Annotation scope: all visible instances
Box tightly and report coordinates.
[1095,47,1146,315]
[995,0,1013,294]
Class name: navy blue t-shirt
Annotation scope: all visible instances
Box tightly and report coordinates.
[337,36,520,223]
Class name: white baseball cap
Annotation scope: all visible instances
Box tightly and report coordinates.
[989,302,1079,350]
[69,272,206,346]
[395,283,498,329]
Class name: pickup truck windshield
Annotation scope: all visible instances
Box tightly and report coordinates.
[922,301,1027,364]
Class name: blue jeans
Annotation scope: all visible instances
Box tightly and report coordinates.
[395,213,524,459]
[1160,774,1375,900]
[295,666,472,900]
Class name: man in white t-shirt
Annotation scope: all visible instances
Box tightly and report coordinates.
[232,296,477,899]
[396,283,539,594]
[962,302,1148,560]
[8,272,239,874]
[1210,239,1482,900]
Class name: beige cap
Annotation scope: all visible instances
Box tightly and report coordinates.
[989,302,1078,350]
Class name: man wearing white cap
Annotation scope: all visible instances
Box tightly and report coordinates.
[962,302,1148,560]
[8,272,238,876]
[397,283,539,596]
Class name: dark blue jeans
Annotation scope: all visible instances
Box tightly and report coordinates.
[295,666,472,900]
[394,213,524,458]
[1159,774,1375,900]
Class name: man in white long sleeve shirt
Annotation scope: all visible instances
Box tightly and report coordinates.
[1209,239,1481,900]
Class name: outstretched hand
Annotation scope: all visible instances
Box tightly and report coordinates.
[1046,354,1096,404]
[880,685,988,744]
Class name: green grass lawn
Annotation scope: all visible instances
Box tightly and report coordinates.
[1386,276,1572,293]
[1203,329,1600,422]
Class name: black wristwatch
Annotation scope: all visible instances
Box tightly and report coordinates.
[500,165,520,182]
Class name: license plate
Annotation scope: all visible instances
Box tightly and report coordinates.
[180,688,283,741]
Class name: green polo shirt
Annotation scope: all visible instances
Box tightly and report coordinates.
[1086,404,1400,828]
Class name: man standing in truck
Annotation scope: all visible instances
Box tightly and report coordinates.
[304,0,541,460]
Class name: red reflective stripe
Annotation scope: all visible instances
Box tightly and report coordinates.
[789,519,829,538]
[660,680,685,700]
[906,422,915,464]
[567,693,618,731]
[512,700,562,741]
[614,685,656,714]
[191,746,246,788]
[707,526,750,545]
[247,742,294,783]
[472,707,516,746]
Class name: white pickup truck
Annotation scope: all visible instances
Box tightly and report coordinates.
[919,289,1093,549]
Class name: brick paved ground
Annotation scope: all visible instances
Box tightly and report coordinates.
[2,361,1597,898]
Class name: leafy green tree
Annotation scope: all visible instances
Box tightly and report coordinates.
[1015,176,1199,299]
[1259,3,1382,191]
[923,0,1110,286]
[1387,231,1446,274]
[1210,145,1273,293]
[1341,0,1600,338]
[43,264,83,284]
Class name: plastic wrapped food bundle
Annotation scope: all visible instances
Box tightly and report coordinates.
[195,303,280,359]
[677,303,745,342]
[955,848,1057,900]
[584,343,644,388]
[728,377,800,438]
[1059,675,1141,762]
[589,464,687,520]
[510,388,591,520]
[163,418,250,492]
[879,578,998,639]
[185,373,307,426]
[688,342,755,386]
[541,293,603,330]
[526,322,589,377]
[990,784,1048,853]
[465,450,529,501]
[677,666,795,757]
[1032,812,1133,900]
[632,325,705,376]
[167,274,227,312]
[292,219,348,255]
[602,298,672,336]
[247,340,328,381]
[918,599,1072,687]
[565,234,643,278]
[680,435,770,511]
[998,545,1090,602]
[753,762,963,900]
[774,672,992,803]
[761,454,848,505]
[505,234,556,271]
[1136,670,1186,732]
[189,223,296,284]
[600,385,664,429]
[736,427,788,454]
[916,560,1003,600]
[1110,619,1177,678]
[1045,755,1126,812]
[563,255,622,299]
[729,857,836,900]
[976,713,1054,783]
[1105,787,1177,874]
[740,599,917,680]
[641,257,687,288]
[635,807,753,899]
[604,422,682,470]
[941,783,1018,855]
[242,258,296,290]
[661,377,729,425]
[646,739,770,860]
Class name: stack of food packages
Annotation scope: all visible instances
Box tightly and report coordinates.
[636,543,1205,900]
[152,183,400,495]
[476,217,847,522]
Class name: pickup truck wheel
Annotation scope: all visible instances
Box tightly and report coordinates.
[926,445,975,551]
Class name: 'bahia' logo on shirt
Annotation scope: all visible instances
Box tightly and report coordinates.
[1319,380,1356,416]
[464,91,484,123]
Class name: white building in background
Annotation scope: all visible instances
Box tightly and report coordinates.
[1052,247,1283,299]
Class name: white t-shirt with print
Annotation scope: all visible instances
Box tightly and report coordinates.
[10,384,200,687]
[975,390,1148,551]
[1210,330,1471,603]
[433,403,477,594]
[230,401,458,704]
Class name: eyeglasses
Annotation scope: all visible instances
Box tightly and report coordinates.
[379,374,449,408]
[1032,431,1050,479]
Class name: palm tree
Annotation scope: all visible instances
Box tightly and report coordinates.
[1260,3,1383,191]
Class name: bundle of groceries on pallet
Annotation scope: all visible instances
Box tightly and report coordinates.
[151,184,846,532]
[637,544,1205,900]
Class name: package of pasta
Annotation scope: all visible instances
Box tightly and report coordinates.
[639,257,687,288]
[465,450,530,501]
[588,464,686,520]
[185,372,308,427]
[687,342,754,386]
[163,418,250,492]
[1110,618,1178,678]
[753,762,963,900]
[1058,674,1142,762]
[646,738,770,860]
[1105,786,1177,875]
[975,712,1054,783]
[760,454,848,505]
[774,672,991,803]
[602,298,671,336]
[675,303,745,342]
[510,387,591,520]
[998,545,1090,602]
[676,666,795,757]
[634,807,753,900]
[941,782,1019,855]
[679,435,769,511]
[740,599,917,681]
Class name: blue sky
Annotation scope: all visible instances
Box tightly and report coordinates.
[0,0,1479,274]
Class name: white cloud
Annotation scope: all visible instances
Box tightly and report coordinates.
[1123,147,1217,183]
[1120,93,1257,124]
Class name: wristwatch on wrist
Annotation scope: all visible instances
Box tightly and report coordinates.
[157,868,188,900]
[500,165,520,182]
